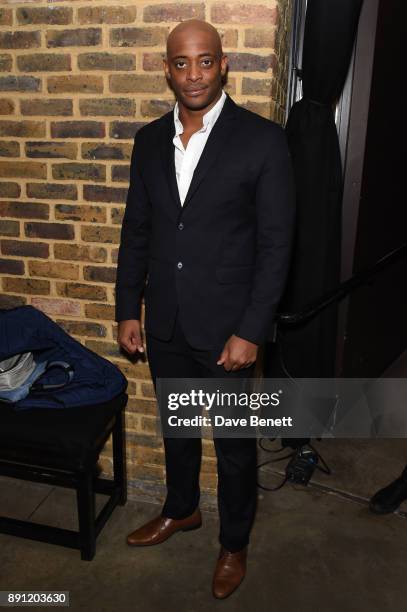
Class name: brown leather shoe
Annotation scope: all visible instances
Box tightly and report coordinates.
[126,507,202,547]
[212,545,248,599]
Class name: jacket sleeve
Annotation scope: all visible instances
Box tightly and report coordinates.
[115,130,152,322]
[234,126,296,345]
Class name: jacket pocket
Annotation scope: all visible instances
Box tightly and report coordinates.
[215,265,254,284]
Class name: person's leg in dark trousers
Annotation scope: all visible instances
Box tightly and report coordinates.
[188,351,257,553]
[146,313,203,520]
[146,310,257,552]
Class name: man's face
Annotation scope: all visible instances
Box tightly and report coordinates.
[164,30,227,111]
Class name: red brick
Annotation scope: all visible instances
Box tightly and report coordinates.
[138,415,159,437]
[48,75,103,94]
[142,52,165,71]
[0,143,18,170]
[81,142,132,161]
[0,31,41,50]
[78,6,137,25]
[122,362,153,381]
[17,7,72,26]
[0,98,14,114]
[143,3,205,22]
[1,239,49,258]
[56,319,107,338]
[109,74,166,94]
[31,297,81,317]
[26,141,77,160]
[51,121,105,139]
[211,3,278,24]
[0,55,12,72]
[0,121,45,137]
[0,201,49,219]
[0,161,46,179]
[0,76,41,92]
[79,98,135,117]
[0,294,27,309]
[0,220,20,237]
[242,76,273,96]
[244,27,276,48]
[0,9,12,27]
[78,52,136,71]
[110,121,146,140]
[85,302,115,320]
[28,260,79,280]
[83,185,127,203]
[0,258,24,275]
[46,28,102,48]
[85,339,122,358]
[0,141,19,157]
[20,99,73,117]
[3,277,50,295]
[56,281,107,301]
[55,204,106,223]
[54,243,107,263]
[26,183,77,201]
[226,52,276,72]
[52,162,106,182]
[219,29,239,47]
[83,266,116,283]
[140,382,155,398]
[110,27,167,47]
[111,165,130,183]
[111,207,124,225]
[0,182,20,198]
[25,222,74,240]
[17,53,71,72]
[81,225,121,244]
[141,99,173,117]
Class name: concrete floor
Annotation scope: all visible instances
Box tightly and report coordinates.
[1,438,407,612]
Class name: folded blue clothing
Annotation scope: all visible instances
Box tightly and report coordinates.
[0,305,127,410]
[0,359,48,403]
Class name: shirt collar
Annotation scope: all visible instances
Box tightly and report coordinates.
[173,89,227,136]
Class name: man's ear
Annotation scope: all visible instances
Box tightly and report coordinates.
[163,57,171,79]
[220,55,228,81]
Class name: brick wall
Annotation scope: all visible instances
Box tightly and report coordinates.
[0,0,292,507]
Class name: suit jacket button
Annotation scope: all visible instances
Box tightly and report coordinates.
[177,262,183,269]
[178,222,184,230]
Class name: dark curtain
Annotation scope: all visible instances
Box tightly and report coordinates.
[266,0,363,380]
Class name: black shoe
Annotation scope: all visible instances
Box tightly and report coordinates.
[369,475,407,514]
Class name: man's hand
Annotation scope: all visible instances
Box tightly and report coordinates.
[217,334,258,372]
[117,319,145,355]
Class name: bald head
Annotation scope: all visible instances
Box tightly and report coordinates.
[163,19,227,112]
[166,19,223,59]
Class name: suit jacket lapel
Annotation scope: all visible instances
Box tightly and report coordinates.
[160,92,238,213]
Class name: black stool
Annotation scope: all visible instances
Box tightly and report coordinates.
[0,393,127,560]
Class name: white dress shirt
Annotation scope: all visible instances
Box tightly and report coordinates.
[173,89,227,206]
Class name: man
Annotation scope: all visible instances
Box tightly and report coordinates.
[115,19,295,599]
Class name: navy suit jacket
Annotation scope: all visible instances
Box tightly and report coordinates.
[115,92,296,349]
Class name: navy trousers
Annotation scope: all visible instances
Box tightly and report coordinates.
[145,309,258,552]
